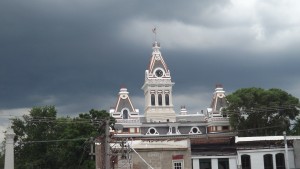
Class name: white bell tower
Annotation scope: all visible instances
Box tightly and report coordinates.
[142,41,176,122]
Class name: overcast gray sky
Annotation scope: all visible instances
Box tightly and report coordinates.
[1,0,300,141]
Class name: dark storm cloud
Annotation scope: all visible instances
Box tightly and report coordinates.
[169,48,300,92]
[1,0,300,118]
[0,0,145,110]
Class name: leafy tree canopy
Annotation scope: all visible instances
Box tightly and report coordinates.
[225,87,300,136]
[11,106,114,169]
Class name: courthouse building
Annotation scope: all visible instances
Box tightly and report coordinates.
[95,40,300,169]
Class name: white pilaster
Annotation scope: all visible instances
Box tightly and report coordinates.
[211,158,218,169]
[192,159,200,169]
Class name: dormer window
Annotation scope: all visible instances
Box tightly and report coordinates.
[189,127,202,134]
[146,127,159,135]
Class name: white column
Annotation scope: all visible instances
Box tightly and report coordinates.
[146,92,149,107]
[229,158,238,169]
[161,92,165,106]
[192,159,200,169]
[272,153,276,169]
[211,158,218,169]
[284,131,290,169]
[236,152,241,167]
[4,128,15,169]
[170,90,173,106]
[251,153,264,169]
[155,91,158,106]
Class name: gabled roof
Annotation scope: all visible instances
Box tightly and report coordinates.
[210,84,228,112]
[147,41,169,74]
[114,88,136,113]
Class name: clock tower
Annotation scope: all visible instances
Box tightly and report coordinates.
[142,41,176,122]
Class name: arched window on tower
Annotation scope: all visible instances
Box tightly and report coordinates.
[165,94,169,105]
[151,94,155,106]
[158,94,162,106]
[122,110,128,119]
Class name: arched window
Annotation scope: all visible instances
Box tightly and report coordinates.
[264,154,273,169]
[241,154,251,169]
[122,110,128,119]
[158,94,162,106]
[151,94,155,106]
[276,153,285,169]
[165,94,169,105]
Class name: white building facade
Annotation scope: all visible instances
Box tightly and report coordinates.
[191,136,298,169]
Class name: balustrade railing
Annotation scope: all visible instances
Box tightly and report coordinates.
[117,119,140,123]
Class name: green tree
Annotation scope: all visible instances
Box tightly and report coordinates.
[52,109,115,169]
[11,106,114,169]
[12,106,58,169]
[225,88,300,136]
[291,115,300,135]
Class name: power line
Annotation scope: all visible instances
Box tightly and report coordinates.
[221,104,300,116]
[6,116,115,125]
[20,138,89,144]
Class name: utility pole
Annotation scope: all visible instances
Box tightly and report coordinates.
[105,118,111,169]
[89,137,94,160]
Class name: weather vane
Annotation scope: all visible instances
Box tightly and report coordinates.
[152,27,157,41]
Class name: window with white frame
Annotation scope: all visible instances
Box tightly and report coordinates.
[158,94,162,105]
[218,158,229,169]
[165,93,169,105]
[241,154,251,169]
[264,154,273,169]
[122,109,129,119]
[199,159,211,169]
[151,94,155,106]
[173,160,183,169]
[275,153,285,169]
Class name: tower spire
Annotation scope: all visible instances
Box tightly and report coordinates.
[151,27,161,55]
[152,41,161,55]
